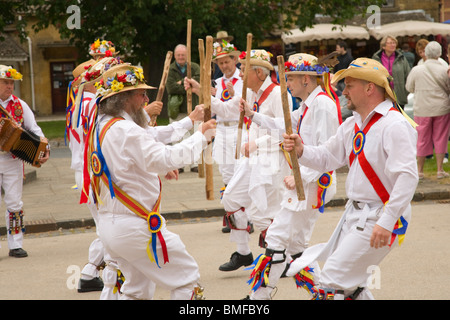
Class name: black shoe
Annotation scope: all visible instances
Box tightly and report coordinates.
[77,277,104,293]
[222,226,231,233]
[9,248,28,258]
[190,167,198,173]
[178,168,184,173]
[219,251,253,271]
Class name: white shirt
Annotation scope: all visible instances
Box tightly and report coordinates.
[252,85,339,177]
[300,100,418,231]
[97,111,206,216]
[252,85,340,208]
[213,68,243,122]
[211,75,293,154]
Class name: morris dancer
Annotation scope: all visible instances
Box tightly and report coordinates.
[68,57,126,296]
[187,50,293,271]
[88,64,215,299]
[0,65,50,258]
[283,58,418,300]
[211,39,242,194]
[240,53,341,299]
[210,39,244,232]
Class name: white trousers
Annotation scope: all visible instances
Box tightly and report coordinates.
[221,157,284,245]
[212,124,238,185]
[249,206,321,300]
[288,200,409,299]
[75,171,104,279]
[0,155,24,249]
[265,206,320,255]
[98,212,200,300]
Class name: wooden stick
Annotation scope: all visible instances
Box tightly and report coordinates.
[150,50,173,126]
[186,19,193,114]
[235,33,252,159]
[197,38,205,178]
[203,35,214,200]
[277,55,305,201]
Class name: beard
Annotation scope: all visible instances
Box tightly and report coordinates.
[130,107,149,129]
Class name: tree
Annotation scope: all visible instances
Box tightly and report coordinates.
[1,0,382,100]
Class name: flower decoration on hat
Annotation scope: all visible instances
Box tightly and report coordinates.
[239,49,273,64]
[0,66,23,81]
[95,66,146,98]
[213,40,240,60]
[89,39,116,57]
[81,57,123,84]
[239,49,274,71]
[284,54,329,75]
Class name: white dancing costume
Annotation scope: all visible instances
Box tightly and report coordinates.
[286,100,418,299]
[248,86,340,300]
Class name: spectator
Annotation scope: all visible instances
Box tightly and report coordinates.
[416,39,448,67]
[372,35,411,109]
[402,43,415,68]
[166,44,200,123]
[405,41,450,179]
[334,41,353,92]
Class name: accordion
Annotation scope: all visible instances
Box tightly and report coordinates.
[0,117,48,167]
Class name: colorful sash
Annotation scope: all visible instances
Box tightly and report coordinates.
[349,108,407,246]
[220,77,238,101]
[93,117,169,267]
[288,91,338,212]
[81,96,94,140]
[245,82,278,130]
[252,82,278,113]
[65,81,76,144]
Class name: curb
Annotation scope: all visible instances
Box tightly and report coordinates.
[8,188,449,236]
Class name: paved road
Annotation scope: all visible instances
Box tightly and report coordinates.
[0,200,448,301]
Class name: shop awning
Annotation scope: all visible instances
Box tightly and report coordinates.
[368,20,450,40]
[281,24,370,44]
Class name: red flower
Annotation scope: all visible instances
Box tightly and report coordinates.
[5,72,11,77]
[117,74,127,82]
[303,60,311,67]
[239,51,246,59]
[284,61,295,71]
[105,50,112,57]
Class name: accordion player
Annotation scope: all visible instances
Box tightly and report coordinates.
[0,117,48,167]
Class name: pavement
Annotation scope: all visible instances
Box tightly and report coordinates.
[1,138,449,235]
[1,136,450,301]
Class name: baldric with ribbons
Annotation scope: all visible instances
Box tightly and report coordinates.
[89,117,169,267]
[349,107,408,246]
[280,90,339,212]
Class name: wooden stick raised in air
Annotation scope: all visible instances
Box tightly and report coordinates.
[235,33,252,159]
[203,36,214,200]
[197,38,205,178]
[186,19,193,114]
[277,55,305,201]
[150,50,173,126]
